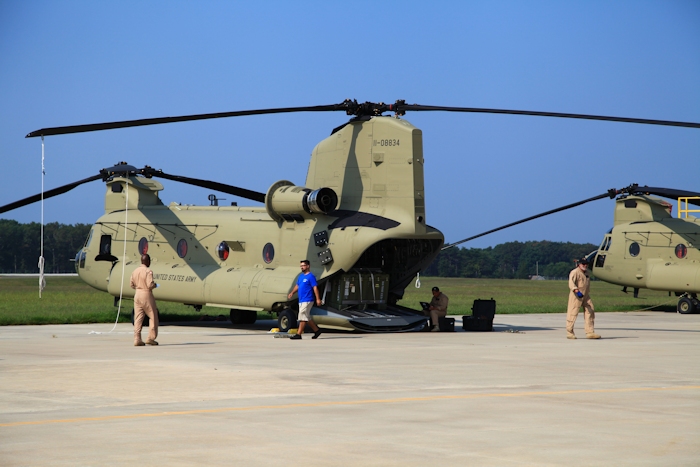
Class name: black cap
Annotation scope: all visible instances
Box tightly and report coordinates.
[578,257,589,265]
[432,286,440,292]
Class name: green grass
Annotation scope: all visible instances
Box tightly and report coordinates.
[0,276,678,325]
[399,277,677,315]
[0,276,240,325]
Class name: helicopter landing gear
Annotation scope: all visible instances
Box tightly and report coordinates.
[230,309,257,325]
[677,295,699,314]
[277,309,297,332]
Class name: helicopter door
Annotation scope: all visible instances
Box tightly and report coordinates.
[95,234,118,262]
[99,235,111,256]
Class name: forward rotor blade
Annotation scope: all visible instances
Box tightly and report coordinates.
[442,189,619,250]
[0,174,103,214]
[26,104,346,138]
[146,169,266,203]
[401,104,700,129]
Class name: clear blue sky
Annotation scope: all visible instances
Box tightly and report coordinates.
[1,1,699,249]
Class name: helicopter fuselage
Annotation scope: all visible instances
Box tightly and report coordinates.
[74,116,444,330]
[590,195,700,312]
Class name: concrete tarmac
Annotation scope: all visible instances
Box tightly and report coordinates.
[1,312,699,466]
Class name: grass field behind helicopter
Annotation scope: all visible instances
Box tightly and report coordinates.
[0,276,677,326]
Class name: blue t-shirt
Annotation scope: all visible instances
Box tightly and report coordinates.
[297,272,318,303]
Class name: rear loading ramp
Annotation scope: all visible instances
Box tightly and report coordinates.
[311,304,427,332]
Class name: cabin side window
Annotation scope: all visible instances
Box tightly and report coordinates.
[628,242,640,257]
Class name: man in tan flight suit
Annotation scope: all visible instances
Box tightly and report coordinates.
[130,253,159,346]
[566,257,600,339]
[428,286,449,332]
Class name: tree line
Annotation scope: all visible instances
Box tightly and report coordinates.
[0,220,91,273]
[423,240,598,279]
[0,220,597,277]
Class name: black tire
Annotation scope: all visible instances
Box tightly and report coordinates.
[278,309,297,332]
[131,308,150,327]
[677,297,695,314]
[245,310,258,324]
[230,309,244,325]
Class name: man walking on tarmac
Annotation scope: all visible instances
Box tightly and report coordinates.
[130,253,159,346]
[288,259,322,340]
[566,257,600,339]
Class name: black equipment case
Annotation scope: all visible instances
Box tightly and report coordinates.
[438,317,455,332]
[462,299,496,332]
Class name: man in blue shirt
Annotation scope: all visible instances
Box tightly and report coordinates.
[287,259,322,340]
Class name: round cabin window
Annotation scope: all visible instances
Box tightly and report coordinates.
[675,244,687,259]
[177,239,188,258]
[263,243,275,264]
[138,237,149,255]
[628,242,640,257]
[217,241,230,261]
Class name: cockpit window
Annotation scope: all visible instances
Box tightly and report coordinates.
[84,229,94,248]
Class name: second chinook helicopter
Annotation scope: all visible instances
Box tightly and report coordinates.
[443,183,700,315]
[588,186,700,314]
[2,100,700,330]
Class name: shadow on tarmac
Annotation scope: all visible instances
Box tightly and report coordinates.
[157,342,216,346]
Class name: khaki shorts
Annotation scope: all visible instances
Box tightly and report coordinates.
[298,301,313,321]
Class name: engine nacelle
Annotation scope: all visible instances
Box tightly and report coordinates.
[265,180,338,222]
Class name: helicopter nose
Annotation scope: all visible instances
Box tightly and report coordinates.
[584,250,597,268]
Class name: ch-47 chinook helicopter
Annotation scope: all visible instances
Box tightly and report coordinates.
[442,183,700,315]
[2,100,699,331]
[585,185,700,314]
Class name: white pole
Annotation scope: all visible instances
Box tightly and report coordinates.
[39,136,46,297]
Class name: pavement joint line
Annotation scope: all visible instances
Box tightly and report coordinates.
[2,385,699,428]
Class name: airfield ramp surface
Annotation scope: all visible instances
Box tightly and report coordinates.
[1,312,699,466]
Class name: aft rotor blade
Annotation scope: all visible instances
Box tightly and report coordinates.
[26,104,346,138]
[147,169,266,203]
[27,99,700,138]
[0,174,103,214]
[630,186,700,206]
[401,104,700,129]
[442,189,619,250]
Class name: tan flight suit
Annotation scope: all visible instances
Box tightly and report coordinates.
[428,292,449,326]
[130,264,158,344]
[567,267,595,335]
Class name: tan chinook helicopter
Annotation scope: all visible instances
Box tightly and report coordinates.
[2,100,700,330]
[586,186,700,314]
[443,183,700,315]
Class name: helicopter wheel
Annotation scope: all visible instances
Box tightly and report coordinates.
[244,310,257,324]
[278,309,297,332]
[230,309,244,325]
[677,297,696,314]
